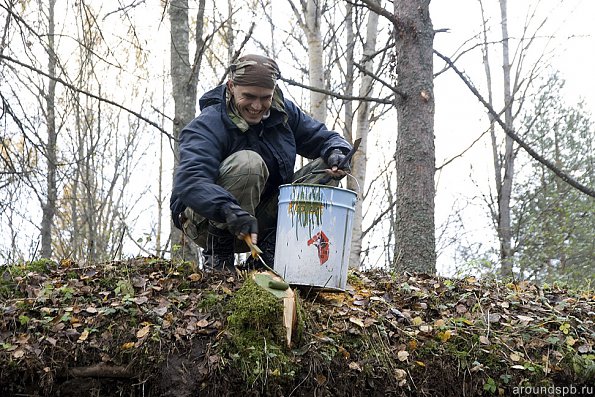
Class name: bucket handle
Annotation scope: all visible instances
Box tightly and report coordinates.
[292,171,361,198]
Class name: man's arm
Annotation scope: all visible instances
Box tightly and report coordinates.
[284,99,352,162]
[171,115,241,224]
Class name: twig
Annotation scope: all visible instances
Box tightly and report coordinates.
[0,54,175,142]
[434,50,595,198]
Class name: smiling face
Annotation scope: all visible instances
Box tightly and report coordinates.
[228,81,274,125]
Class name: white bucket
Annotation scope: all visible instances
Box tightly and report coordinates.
[274,183,357,291]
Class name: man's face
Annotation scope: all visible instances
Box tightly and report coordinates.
[228,82,274,125]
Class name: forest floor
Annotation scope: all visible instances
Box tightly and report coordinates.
[0,257,593,396]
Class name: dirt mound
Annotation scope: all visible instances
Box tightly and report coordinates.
[1,258,593,396]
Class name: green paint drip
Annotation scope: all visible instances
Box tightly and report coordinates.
[287,185,329,237]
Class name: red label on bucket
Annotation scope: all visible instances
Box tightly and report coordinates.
[307,231,330,265]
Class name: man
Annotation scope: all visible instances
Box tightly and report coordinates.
[170,54,352,271]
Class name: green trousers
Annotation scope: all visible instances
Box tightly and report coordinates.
[181,150,338,253]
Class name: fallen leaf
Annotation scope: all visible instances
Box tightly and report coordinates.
[510,353,522,362]
[188,273,202,282]
[85,306,98,314]
[470,362,484,372]
[78,329,89,342]
[479,335,490,345]
[397,350,409,362]
[153,306,168,316]
[208,354,220,365]
[486,313,501,323]
[338,346,350,360]
[315,373,327,385]
[136,325,151,339]
[349,317,365,328]
[412,317,423,326]
[394,368,407,380]
[121,342,135,350]
[348,361,362,371]
[196,319,210,328]
[437,330,452,342]
[577,344,591,354]
[16,334,30,344]
[133,296,148,305]
[511,365,525,370]
[12,349,25,359]
[516,315,534,323]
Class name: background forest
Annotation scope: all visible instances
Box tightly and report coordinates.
[0,0,593,288]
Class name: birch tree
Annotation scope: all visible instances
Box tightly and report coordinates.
[39,0,57,259]
[282,1,394,269]
[287,0,327,121]
[169,0,205,260]
[348,2,379,269]
[478,0,557,276]
[495,0,515,276]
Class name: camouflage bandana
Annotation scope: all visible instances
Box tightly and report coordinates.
[229,54,280,89]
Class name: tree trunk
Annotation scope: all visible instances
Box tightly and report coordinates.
[40,0,57,259]
[497,0,515,277]
[393,0,436,273]
[169,0,204,260]
[343,3,356,267]
[349,2,379,269]
[304,0,326,121]
[343,2,355,147]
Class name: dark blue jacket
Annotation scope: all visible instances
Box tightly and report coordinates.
[170,84,352,225]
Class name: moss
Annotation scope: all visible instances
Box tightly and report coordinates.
[223,277,296,386]
[226,277,286,348]
[173,260,196,276]
[197,291,221,310]
[0,271,17,299]
[569,353,595,383]
[26,258,57,274]
[293,292,306,345]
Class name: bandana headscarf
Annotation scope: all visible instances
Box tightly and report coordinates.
[229,54,280,89]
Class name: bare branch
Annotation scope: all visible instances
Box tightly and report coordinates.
[0,54,175,142]
[280,75,395,105]
[434,50,595,198]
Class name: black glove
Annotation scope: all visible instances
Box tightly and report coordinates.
[223,205,258,238]
[326,149,351,171]
[172,211,185,230]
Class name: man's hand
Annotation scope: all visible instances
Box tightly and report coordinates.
[224,206,258,243]
[173,211,186,230]
[326,149,350,178]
